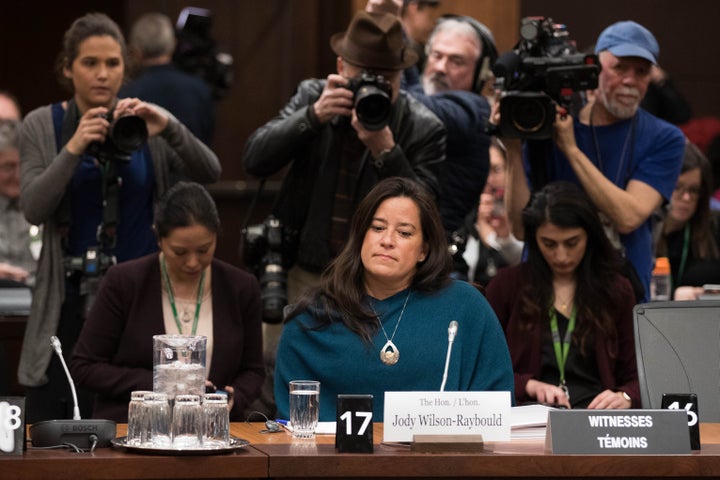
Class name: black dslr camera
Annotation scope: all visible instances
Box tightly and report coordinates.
[242,215,294,324]
[86,112,148,163]
[345,71,393,131]
[493,17,600,139]
[64,246,116,315]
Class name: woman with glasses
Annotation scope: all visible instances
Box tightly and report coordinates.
[654,140,720,299]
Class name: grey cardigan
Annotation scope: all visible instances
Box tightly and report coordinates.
[17,102,221,387]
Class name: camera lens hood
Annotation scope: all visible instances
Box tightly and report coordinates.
[111,115,149,153]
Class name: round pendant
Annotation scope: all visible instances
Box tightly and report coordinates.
[380,340,399,365]
[181,308,193,323]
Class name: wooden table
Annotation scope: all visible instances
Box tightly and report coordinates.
[235,422,720,480]
[3,423,720,479]
[5,424,266,480]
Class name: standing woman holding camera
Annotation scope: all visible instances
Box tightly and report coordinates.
[18,12,220,422]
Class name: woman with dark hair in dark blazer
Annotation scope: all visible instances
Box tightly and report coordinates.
[70,182,264,422]
[486,181,639,409]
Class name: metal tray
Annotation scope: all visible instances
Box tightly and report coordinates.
[111,436,250,455]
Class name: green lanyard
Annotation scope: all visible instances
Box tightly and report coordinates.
[160,256,206,335]
[549,306,577,399]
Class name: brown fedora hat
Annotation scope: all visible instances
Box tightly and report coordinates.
[330,11,418,70]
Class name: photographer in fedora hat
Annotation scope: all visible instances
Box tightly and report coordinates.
[242,10,445,417]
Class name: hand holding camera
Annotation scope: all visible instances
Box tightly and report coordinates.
[315,71,393,133]
[66,105,112,156]
[115,97,168,137]
[313,74,355,124]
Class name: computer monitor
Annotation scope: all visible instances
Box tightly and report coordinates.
[633,300,720,422]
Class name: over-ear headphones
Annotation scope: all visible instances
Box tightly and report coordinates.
[433,14,498,94]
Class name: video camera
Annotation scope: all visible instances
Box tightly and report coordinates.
[345,71,393,131]
[86,112,148,163]
[173,7,234,100]
[493,17,600,139]
[242,215,296,324]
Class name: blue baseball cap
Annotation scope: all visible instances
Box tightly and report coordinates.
[594,21,659,64]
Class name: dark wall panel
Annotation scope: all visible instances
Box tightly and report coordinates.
[520,0,720,118]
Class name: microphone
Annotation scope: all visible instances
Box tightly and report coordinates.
[439,321,458,392]
[51,336,81,420]
[29,336,117,449]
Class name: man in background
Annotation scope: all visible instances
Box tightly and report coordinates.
[0,116,36,286]
[366,1,497,235]
[0,91,21,120]
[503,21,685,301]
[120,13,215,146]
[242,10,445,417]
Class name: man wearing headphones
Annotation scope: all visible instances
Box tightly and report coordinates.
[407,16,498,235]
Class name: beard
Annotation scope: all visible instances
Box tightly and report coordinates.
[422,72,450,95]
[598,86,642,120]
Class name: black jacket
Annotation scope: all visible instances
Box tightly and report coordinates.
[243,78,446,271]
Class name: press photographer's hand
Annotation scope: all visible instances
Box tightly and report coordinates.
[553,104,579,157]
[66,106,110,155]
[352,110,394,157]
[115,97,168,137]
[313,74,354,124]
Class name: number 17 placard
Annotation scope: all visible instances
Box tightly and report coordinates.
[336,394,373,453]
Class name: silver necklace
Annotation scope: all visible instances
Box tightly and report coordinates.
[375,290,411,366]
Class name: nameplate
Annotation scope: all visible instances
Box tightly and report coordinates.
[383,391,511,442]
[545,409,691,454]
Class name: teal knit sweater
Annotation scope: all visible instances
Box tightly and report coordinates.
[274,280,515,421]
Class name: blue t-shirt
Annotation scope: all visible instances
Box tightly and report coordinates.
[525,109,684,300]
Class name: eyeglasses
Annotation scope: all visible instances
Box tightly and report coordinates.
[673,185,701,198]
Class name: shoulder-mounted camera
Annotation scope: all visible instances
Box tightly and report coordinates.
[493,17,600,139]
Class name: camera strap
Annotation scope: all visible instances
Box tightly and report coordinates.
[53,98,121,252]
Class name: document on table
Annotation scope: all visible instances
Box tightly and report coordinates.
[511,404,558,439]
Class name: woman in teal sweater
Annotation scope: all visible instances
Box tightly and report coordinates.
[274,177,514,422]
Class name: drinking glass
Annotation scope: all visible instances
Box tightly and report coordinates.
[289,380,320,439]
[143,392,171,447]
[126,390,153,446]
[203,393,230,447]
[172,394,203,448]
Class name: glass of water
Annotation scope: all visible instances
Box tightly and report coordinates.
[289,380,320,439]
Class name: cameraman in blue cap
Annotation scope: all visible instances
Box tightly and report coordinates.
[503,20,685,302]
